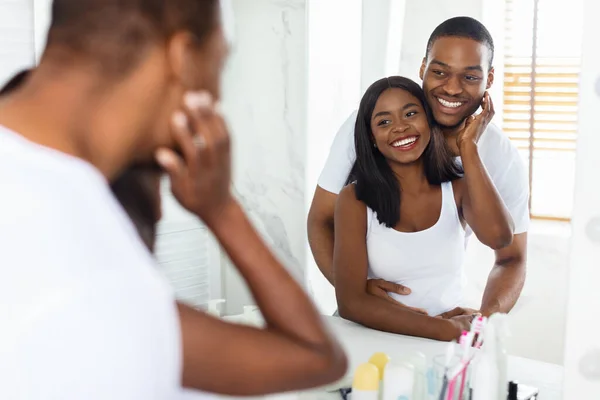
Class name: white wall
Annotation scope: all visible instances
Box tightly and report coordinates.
[563,0,600,394]
[0,0,35,86]
[305,0,363,314]
[220,0,309,315]
[33,0,50,62]
[360,0,407,93]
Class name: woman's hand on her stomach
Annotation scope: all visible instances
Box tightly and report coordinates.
[366,279,428,315]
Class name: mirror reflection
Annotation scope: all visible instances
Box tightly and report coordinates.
[0,0,591,399]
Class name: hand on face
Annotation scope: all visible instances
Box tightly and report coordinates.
[455,92,495,149]
[155,91,233,228]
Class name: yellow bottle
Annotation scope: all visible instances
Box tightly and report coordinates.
[352,363,380,400]
[368,352,391,381]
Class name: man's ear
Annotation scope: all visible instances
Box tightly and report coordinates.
[166,31,196,87]
[419,57,426,81]
[486,66,495,90]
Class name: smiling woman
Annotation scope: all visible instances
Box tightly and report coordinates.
[333,75,514,341]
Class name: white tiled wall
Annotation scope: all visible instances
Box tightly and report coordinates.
[0,0,35,86]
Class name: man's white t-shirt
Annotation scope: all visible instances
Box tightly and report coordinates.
[318,111,530,235]
[0,127,182,399]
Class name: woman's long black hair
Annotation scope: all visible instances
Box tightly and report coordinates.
[348,76,463,228]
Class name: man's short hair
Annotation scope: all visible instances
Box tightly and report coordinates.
[425,16,494,68]
[46,0,219,75]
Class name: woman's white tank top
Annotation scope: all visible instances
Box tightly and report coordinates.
[366,181,466,317]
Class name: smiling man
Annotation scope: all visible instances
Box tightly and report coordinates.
[308,16,529,319]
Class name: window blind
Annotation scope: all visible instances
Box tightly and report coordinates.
[155,179,222,309]
[503,0,584,219]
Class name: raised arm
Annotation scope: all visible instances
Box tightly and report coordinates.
[333,185,470,341]
[456,92,514,249]
[156,92,346,395]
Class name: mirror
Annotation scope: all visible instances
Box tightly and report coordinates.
[3,0,596,397]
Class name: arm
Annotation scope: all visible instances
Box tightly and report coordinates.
[307,186,337,285]
[178,200,347,395]
[157,96,346,395]
[457,93,514,249]
[308,111,358,285]
[479,233,527,316]
[333,185,468,341]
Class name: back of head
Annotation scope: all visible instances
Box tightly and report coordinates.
[425,16,494,67]
[46,0,220,76]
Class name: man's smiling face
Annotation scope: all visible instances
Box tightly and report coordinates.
[420,36,494,130]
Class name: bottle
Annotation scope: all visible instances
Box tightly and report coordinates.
[382,362,414,400]
[399,351,426,399]
[352,363,380,400]
[471,313,510,400]
[490,313,510,400]
[207,299,225,317]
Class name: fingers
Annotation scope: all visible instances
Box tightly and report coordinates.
[481,92,495,121]
[171,111,199,166]
[375,279,411,295]
[155,147,185,182]
[487,92,496,119]
[437,307,465,319]
[183,92,215,166]
[183,93,230,170]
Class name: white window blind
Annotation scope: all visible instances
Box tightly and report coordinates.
[0,0,35,85]
[155,179,222,309]
[503,0,584,220]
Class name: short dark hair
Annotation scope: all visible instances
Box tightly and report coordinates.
[425,16,494,67]
[46,0,220,75]
[348,76,463,228]
[0,69,162,251]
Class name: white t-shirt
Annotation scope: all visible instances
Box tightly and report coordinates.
[0,128,182,399]
[318,111,530,234]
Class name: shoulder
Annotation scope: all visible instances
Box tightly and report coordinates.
[338,183,358,205]
[337,183,366,214]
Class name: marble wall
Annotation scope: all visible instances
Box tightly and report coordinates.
[220,0,308,314]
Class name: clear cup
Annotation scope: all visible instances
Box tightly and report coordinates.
[429,353,468,400]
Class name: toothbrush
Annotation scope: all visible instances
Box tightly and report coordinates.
[438,340,456,400]
[473,316,487,349]
[457,331,474,400]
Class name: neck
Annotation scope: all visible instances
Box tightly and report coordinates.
[441,120,466,156]
[388,160,430,195]
[0,60,161,180]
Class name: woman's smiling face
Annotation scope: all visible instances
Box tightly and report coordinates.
[370,88,431,165]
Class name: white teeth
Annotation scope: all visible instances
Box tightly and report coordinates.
[391,137,418,147]
[437,97,463,108]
